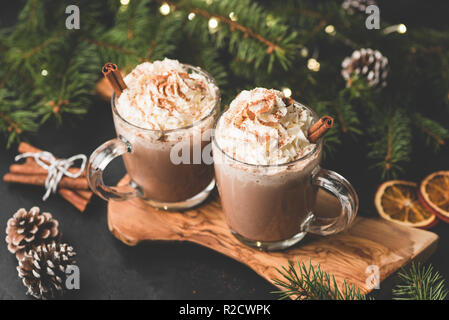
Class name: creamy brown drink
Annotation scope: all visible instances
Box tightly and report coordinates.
[213,88,358,250]
[213,88,318,243]
[87,59,220,210]
[114,59,218,205]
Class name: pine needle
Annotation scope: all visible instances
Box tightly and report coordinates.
[393,262,449,300]
[368,109,412,179]
[273,260,448,300]
[271,260,366,300]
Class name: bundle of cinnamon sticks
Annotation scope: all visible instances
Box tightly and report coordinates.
[3,142,93,212]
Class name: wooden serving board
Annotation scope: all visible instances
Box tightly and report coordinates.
[107,175,438,295]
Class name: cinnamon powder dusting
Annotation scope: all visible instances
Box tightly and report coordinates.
[116,58,217,130]
[215,88,316,165]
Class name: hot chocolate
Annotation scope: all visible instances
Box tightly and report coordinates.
[114,59,219,205]
[213,88,318,243]
[213,88,358,250]
[88,59,220,210]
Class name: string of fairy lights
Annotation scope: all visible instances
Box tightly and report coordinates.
[40,0,404,99]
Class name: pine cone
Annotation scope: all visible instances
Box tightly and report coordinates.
[342,0,377,15]
[341,48,389,87]
[6,207,60,260]
[17,241,76,299]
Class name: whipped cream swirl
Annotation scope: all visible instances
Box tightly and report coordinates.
[116,58,218,130]
[215,88,315,165]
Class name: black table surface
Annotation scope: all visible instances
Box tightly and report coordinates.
[1,1,449,300]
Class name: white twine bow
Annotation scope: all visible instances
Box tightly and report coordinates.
[15,151,87,201]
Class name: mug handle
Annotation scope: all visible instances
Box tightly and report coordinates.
[304,167,358,236]
[86,137,141,201]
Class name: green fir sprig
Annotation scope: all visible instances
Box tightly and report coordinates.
[272,260,448,300]
[368,109,412,179]
[271,260,366,300]
[393,262,449,300]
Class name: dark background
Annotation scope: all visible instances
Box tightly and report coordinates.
[1,1,448,300]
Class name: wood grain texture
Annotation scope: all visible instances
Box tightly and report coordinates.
[108,175,439,295]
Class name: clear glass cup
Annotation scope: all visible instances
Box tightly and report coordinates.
[87,65,220,211]
[212,100,358,250]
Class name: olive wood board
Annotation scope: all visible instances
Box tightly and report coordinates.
[107,175,439,296]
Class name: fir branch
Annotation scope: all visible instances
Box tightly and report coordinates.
[21,32,65,60]
[189,7,280,54]
[385,119,393,169]
[185,36,228,87]
[413,113,449,152]
[297,9,324,19]
[165,0,282,51]
[322,121,342,159]
[393,263,448,300]
[331,103,348,133]
[0,111,22,134]
[321,100,361,136]
[271,260,365,300]
[127,0,138,40]
[95,0,183,66]
[368,110,412,179]
[82,36,137,57]
[34,40,100,121]
[0,32,65,89]
[312,101,342,159]
[177,0,298,71]
[273,260,448,300]
[27,0,37,26]
[0,69,13,89]
[0,88,40,147]
[301,19,327,46]
[13,0,46,37]
[144,11,184,61]
[1,67,37,92]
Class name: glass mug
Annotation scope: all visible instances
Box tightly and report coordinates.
[87,65,220,211]
[212,101,358,250]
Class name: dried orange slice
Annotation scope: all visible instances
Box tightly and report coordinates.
[375,180,438,229]
[419,171,449,223]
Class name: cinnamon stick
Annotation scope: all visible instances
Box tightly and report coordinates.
[58,189,90,212]
[75,189,93,201]
[3,173,88,189]
[10,163,86,177]
[18,141,42,154]
[19,142,85,167]
[102,63,127,97]
[308,116,334,143]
